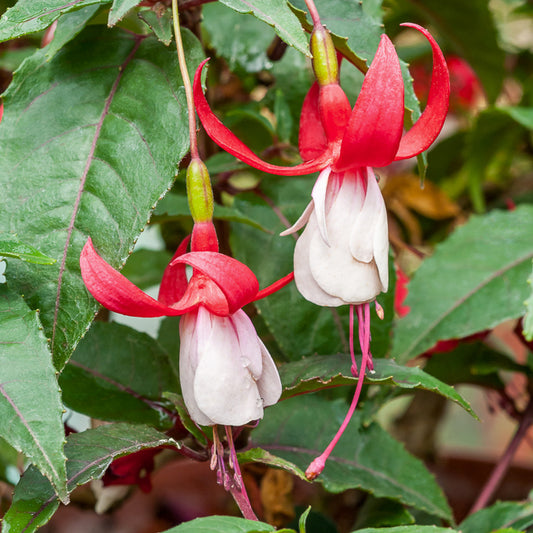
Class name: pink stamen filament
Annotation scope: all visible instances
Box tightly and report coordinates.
[305,302,372,480]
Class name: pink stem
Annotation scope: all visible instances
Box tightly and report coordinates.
[225,426,258,520]
[350,305,358,376]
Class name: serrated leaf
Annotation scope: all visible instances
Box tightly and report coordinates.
[0,27,204,369]
[0,235,56,264]
[279,354,475,417]
[3,423,178,533]
[44,4,101,61]
[0,285,67,503]
[202,2,274,73]
[139,7,173,46]
[60,321,179,428]
[251,395,452,520]
[108,0,141,26]
[393,206,533,362]
[0,0,111,41]
[459,499,533,533]
[230,177,394,360]
[404,0,505,103]
[160,516,277,533]
[523,262,533,341]
[218,0,308,56]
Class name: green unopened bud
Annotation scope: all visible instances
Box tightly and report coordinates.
[310,25,338,86]
[186,158,214,223]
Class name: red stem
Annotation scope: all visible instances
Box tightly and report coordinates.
[469,395,533,515]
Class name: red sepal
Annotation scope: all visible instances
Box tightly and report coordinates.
[299,83,328,161]
[158,235,190,306]
[336,34,404,170]
[255,272,294,301]
[194,59,332,175]
[171,251,259,314]
[80,238,182,317]
[394,24,450,160]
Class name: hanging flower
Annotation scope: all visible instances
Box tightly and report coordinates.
[80,226,291,428]
[194,23,449,479]
[193,24,449,311]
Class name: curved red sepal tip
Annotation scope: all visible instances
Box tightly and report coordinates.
[80,238,182,317]
[171,251,259,314]
[336,34,405,170]
[255,272,294,301]
[299,83,328,162]
[193,59,331,176]
[158,235,190,306]
[394,23,450,160]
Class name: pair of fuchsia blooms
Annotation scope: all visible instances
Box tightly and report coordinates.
[81,23,449,475]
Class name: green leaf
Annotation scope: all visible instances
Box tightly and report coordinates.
[460,499,533,533]
[230,177,394,360]
[160,516,276,533]
[353,527,457,533]
[3,423,178,533]
[108,0,142,26]
[251,395,452,520]
[501,106,533,129]
[279,354,476,417]
[404,0,505,103]
[218,0,308,56]
[0,0,112,41]
[0,235,56,264]
[353,497,415,529]
[461,109,524,212]
[0,27,204,369]
[0,285,67,503]
[202,2,274,73]
[523,262,533,341]
[393,206,533,362]
[238,447,307,480]
[139,7,173,46]
[44,4,101,61]
[59,321,179,428]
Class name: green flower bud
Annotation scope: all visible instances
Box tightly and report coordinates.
[186,158,214,223]
[310,25,338,86]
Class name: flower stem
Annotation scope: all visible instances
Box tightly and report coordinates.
[469,394,533,514]
[304,0,323,28]
[226,426,258,520]
[171,0,199,159]
[305,303,371,480]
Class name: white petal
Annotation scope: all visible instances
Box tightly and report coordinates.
[311,166,332,245]
[280,201,314,236]
[193,313,263,426]
[256,338,282,406]
[307,175,384,304]
[349,168,388,266]
[231,309,262,379]
[179,309,215,426]
[294,211,347,307]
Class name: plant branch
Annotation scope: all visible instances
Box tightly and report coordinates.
[469,394,533,515]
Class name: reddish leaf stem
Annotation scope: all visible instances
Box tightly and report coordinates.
[469,394,533,515]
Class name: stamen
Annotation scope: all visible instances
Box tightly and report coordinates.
[375,301,384,320]
[349,305,358,377]
[305,302,373,480]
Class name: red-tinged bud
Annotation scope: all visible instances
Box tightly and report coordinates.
[310,25,338,86]
[318,83,351,143]
[186,157,214,223]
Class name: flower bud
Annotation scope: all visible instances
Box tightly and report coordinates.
[186,157,214,223]
[310,25,338,86]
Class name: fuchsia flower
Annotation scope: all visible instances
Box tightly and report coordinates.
[193,23,449,311]
[80,223,291,427]
[194,24,449,478]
